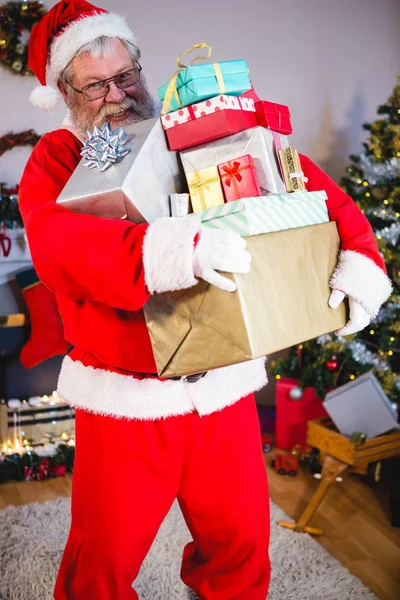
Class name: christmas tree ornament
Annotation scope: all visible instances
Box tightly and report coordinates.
[289,386,303,400]
[326,356,339,371]
[11,58,22,72]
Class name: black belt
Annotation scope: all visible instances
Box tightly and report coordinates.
[170,372,208,383]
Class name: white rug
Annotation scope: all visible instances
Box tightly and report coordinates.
[0,498,377,600]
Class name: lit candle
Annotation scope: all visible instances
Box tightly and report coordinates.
[13,438,22,453]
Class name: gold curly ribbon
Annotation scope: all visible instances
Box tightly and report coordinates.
[161,43,226,115]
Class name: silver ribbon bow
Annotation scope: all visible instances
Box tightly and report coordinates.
[80,123,131,171]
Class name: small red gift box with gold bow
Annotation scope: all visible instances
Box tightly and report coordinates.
[217,154,262,202]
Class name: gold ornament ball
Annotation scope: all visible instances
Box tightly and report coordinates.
[12,59,23,73]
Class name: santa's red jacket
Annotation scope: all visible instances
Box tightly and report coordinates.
[19,127,392,420]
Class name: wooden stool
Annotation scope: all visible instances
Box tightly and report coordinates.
[278,417,400,536]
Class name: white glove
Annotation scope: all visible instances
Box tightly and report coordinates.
[193,228,252,293]
[329,289,370,335]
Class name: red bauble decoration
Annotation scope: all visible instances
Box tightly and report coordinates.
[326,356,338,371]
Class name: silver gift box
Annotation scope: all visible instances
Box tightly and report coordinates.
[323,371,399,439]
[56,118,186,223]
[180,126,288,195]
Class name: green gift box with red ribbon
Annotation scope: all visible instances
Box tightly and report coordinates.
[217,154,261,202]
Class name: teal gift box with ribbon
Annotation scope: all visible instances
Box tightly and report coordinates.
[158,43,251,114]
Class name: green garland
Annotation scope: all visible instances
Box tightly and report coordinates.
[0,130,41,227]
[0,1,47,75]
[0,443,75,483]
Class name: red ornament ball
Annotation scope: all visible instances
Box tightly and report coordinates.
[326,357,338,371]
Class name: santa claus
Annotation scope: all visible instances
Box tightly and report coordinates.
[19,1,392,598]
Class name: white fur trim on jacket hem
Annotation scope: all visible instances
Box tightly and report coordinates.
[330,250,392,318]
[57,356,268,420]
[50,13,136,78]
[142,217,200,294]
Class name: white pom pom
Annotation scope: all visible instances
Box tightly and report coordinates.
[29,85,59,110]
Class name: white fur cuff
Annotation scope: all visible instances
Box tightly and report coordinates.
[330,250,392,318]
[142,217,200,294]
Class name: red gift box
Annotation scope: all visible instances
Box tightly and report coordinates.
[163,109,257,152]
[255,101,292,135]
[275,377,328,449]
[217,154,261,202]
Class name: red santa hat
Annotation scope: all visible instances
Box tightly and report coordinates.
[28,0,137,110]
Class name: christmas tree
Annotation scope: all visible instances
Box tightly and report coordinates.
[271,77,400,408]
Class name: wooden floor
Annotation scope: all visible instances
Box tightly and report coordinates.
[0,451,399,600]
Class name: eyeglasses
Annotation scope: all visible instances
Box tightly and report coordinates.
[66,64,142,101]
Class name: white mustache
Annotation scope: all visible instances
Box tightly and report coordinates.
[98,99,136,119]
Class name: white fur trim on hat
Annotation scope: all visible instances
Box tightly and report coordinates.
[29,84,59,111]
[50,13,137,80]
[330,250,392,318]
[143,216,201,294]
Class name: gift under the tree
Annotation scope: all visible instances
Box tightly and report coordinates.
[255,101,292,135]
[181,126,288,195]
[218,154,261,201]
[186,167,225,212]
[190,190,329,236]
[143,222,347,377]
[56,119,185,223]
[279,146,308,192]
[275,378,328,449]
[158,46,251,114]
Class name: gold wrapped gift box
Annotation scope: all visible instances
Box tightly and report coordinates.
[144,222,347,377]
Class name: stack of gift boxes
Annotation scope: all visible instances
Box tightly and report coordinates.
[157,53,329,236]
[55,47,347,378]
[141,51,347,377]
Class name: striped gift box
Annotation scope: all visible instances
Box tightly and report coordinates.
[192,190,328,236]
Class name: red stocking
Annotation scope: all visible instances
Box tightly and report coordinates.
[15,268,69,368]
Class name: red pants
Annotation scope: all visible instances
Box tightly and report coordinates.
[54,394,270,599]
